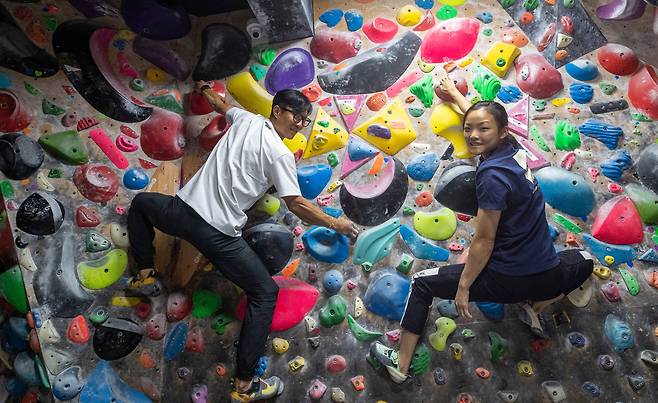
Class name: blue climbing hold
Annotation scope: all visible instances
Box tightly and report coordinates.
[604,314,634,353]
[496,86,523,104]
[52,366,84,400]
[13,352,39,386]
[348,136,378,161]
[415,0,434,9]
[548,224,559,241]
[7,317,29,351]
[323,269,344,295]
[164,322,188,362]
[298,164,332,199]
[578,119,623,150]
[254,356,269,377]
[565,59,599,81]
[567,332,587,348]
[535,167,596,218]
[475,11,493,23]
[344,10,363,32]
[122,167,149,190]
[400,225,449,261]
[600,150,633,182]
[583,234,635,267]
[475,301,504,321]
[569,83,594,104]
[582,381,601,398]
[363,268,411,321]
[6,378,28,397]
[436,300,458,318]
[0,73,11,88]
[353,218,400,267]
[639,248,658,264]
[79,361,150,403]
[407,152,440,181]
[322,206,343,218]
[319,9,343,27]
[302,226,350,263]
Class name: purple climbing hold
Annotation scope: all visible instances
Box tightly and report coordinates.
[367,124,392,139]
[264,48,315,95]
[132,36,190,80]
[191,384,208,403]
[596,0,647,20]
[120,0,191,40]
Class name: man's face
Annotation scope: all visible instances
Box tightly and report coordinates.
[273,105,311,139]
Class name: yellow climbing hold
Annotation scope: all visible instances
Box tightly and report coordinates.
[255,194,280,216]
[413,209,457,241]
[110,296,141,307]
[272,337,290,354]
[430,103,473,159]
[481,42,521,77]
[116,29,136,40]
[429,317,456,351]
[353,98,417,155]
[76,249,128,290]
[458,57,474,67]
[418,60,435,73]
[593,265,612,280]
[303,107,349,159]
[604,255,615,265]
[145,67,169,84]
[226,72,273,117]
[438,0,466,5]
[517,360,534,376]
[397,4,422,26]
[283,132,307,155]
[551,97,572,107]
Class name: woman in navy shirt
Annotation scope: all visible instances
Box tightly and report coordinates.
[370,74,594,383]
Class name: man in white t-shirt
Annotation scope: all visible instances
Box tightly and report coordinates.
[127,85,359,402]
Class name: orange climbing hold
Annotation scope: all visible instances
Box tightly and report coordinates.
[302,83,323,102]
[415,191,433,207]
[216,363,227,377]
[476,367,491,379]
[565,233,580,247]
[350,375,366,391]
[281,258,301,277]
[368,154,385,175]
[366,93,387,112]
[519,12,534,25]
[140,349,156,369]
[67,315,90,344]
[501,28,529,47]
[555,50,568,61]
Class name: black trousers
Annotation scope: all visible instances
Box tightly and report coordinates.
[400,249,593,335]
[127,193,278,380]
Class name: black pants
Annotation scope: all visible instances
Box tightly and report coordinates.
[127,193,278,380]
[400,249,593,335]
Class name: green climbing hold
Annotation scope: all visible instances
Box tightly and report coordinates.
[533,100,547,111]
[473,71,501,101]
[396,253,414,275]
[462,328,475,339]
[410,343,431,375]
[85,231,111,252]
[409,74,434,108]
[319,295,348,328]
[255,47,276,66]
[436,5,458,20]
[347,314,383,342]
[488,331,509,362]
[0,266,29,314]
[413,209,457,241]
[429,317,456,351]
[625,183,658,225]
[38,130,89,165]
[317,120,330,128]
[89,306,110,325]
[255,194,281,216]
[403,206,416,216]
[554,120,581,151]
[496,58,506,67]
[530,126,551,152]
[130,78,145,92]
[499,0,517,8]
[631,112,651,122]
[250,64,267,81]
[327,152,339,168]
[619,268,640,296]
[76,249,128,290]
[553,213,582,233]
[470,96,482,104]
[563,0,575,7]
[408,107,425,118]
[24,82,40,95]
[523,0,540,11]
[416,183,423,191]
[211,313,232,334]
[48,168,63,178]
[599,82,617,95]
[192,289,222,318]
[482,28,493,36]
[146,89,184,114]
[0,180,15,198]
[42,98,65,115]
[35,354,50,388]
[44,16,58,32]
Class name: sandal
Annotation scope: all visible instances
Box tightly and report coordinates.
[519,303,547,339]
[126,269,163,297]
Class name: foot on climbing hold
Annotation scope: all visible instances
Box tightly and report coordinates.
[229,376,284,402]
[368,341,408,383]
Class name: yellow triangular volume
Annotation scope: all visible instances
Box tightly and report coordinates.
[283,132,307,155]
[303,107,349,159]
[352,98,417,155]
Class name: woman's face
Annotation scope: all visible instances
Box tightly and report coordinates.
[463,108,508,158]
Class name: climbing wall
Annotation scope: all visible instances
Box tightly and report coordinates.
[0,0,657,401]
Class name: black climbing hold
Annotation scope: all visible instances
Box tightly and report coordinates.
[0,132,44,180]
[637,143,658,195]
[92,318,143,361]
[434,162,478,216]
[16,192,64,236]
[627,373,645,392]
[192,23,251,81]
[242,223,294,275]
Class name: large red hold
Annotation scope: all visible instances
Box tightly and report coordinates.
[140,108,186,161]
[514,53,563,99]
[67,315,90,344]
[73,164,119,203]
[420,18,480,63]
[167,292,192,322]
[435,70,468,102]
[198,114,230,152]
[309,30,362,64]
[592,196,643,245]
[236,276,319,332]
[628,64,658,120]
[188,81,225,115]
[597,43,640,76]
[0,89,32,132]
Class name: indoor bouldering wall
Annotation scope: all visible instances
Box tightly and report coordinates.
[0,0,657,402]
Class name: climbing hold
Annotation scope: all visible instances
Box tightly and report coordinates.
[344,10,363,31]
[309,30,361,65]
[298,164,332,199]
[304,107,348,159]
[514,53,563,99]
[584,234,634,267]
[625,183,658,224]
[407,152,440,181]
[400,224,450,261]
[578,119,623,149]
[413,209,457,241]
[489,331,509,362]
[0,90,32,132]
[473,70,502,101]
[226,72,273,117]
[254,194,280,216]
[323,269,344,295]
[198,115,229,152]
[140,108,185,161]
[189,81,225,115]
[597,43,639,76]
[590,99,629,114]
[73,164,119,203]
[475,11,493,23]
[122,168,149,191]
[66,315,90,344]
[210,314,232,335]
[497,86,523,104]
[421,18,480,63]
[79,360,150,402]
[416,0,435,9]
[604,314,634,352]
[192,23,249,80]
[191,290,221,319]
[185,326,205,353]
[569,83,594,104]
[348,315,383,342]
[272,337,289,354]
[415,191,433,207]
[363,268,411,321]
[541,381,566,402]
[410,343,431,375]
[362,17,399,43]
[308,379,327,400]
[437,300,458,318]
[535,167,595,218]
[334,95,365,133]
[435,71,468,103]
[93,318,143,360]
[600,149,633,182]
[567,277,592,307]
[567,331,587,348]
[449,342,463,361]
[619,267,640,295]
[166,292,192,322]
[145,86,184,114]
[319,8,343,27]
[430,103,473,158]
[592,196,643,245]
[409,74,434,108]
[433,367,447,385]
[264,48,314,95]
[84,231,111,253]
[145,313,166,341]
[428,317,456,351]
[628,64,658,120]
[627,373,645,392]
[566,59,599,81]
[0,266,29,314]
[302,226,349,264]
[554,120,581,151]
[88,127,129,169]
[481,42,521,77]
[0,133,42,181]
[353,98,416,155]
[434,162,477,216]
[16,192,64,236]
[320,295,348,328]
[476,301,504,321]
[164,322,188,362]
[640,349,658,369]
[352,218,400,268]
[41,98,65,116]
[243,223,293,275]
[397,5,423,26]
[637,144,658,194]
[52,366,83,401]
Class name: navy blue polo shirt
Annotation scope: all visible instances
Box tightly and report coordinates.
[476,142,559,276]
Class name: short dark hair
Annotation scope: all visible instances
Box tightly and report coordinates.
[463,101,519,147]
[272,89,312,115]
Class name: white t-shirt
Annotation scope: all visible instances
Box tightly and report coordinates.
[177,108,301,236]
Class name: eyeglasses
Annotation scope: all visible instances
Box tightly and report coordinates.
[280,107,312,127]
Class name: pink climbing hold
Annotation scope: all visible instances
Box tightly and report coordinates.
[505,96,529,138]
[73,164,119,203]
[597,43,640,76]
[89,128,129,169]
[135,302,151,319]
[189,81,225,115]
[592,196,643,245]
[166,292,193,322]
[310,30,362,64]
[140,108,186,161]
[608,182,623,193]
[413,10,436,32]
[514,53,564,99]
[67,315,90,344]
[362,17,399,43]
[0,89,32,132]
[185,326,205,353]
[198,115,229,152]
[326,355,347,373]
[386,70,423,98]
[308,379,327,400]
[587,167,600,182]
[236,276,320,331]
[420,18,480,63]
[386,329,401,343]
[116,135,139,152]
[146,313,166,340]
[117,52,138,79]
[628,64,658,120]
[560,151,576,170]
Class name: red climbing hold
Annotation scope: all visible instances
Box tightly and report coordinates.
[73,164,119,203]
[514,53,563,99]
[628,64,658,120]
[435,71,468,102]
[420,18,480,63]
[413,11,436,32]
[188,81,226,115]
[301,83,323,103]
[135,302,152,319]
[326,354,347,372]
[140,108,186,161]
[76,206,101,227]
[415,191,433,207]
[185,326,205,353]
[120,125,139,139]
[0,89,32,132]
[362,18,398,43]
[592,196,643,245]
[309,30,362,64]
[29,329,40,353]
[67,315,90,344]
[146,313,166,340]
[166,292,193,322]
[139,158,158,169]
[76,116,100,131]
[597,43,640,77]
[198,115,229,152]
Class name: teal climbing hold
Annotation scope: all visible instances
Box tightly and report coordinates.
[165,322,189,361]
[302,226,349,263]
[604,314,634,353]
[84,231,111,252]
[298,164,332,199]
[0,266,29,314]
[250,64,267,81]
[352,218,400,267]
[400,225,449,261]
[583,234,635,267]
[476,301,504,321]
[76,249,128,290]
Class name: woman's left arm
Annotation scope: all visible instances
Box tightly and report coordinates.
[454,208,501,318]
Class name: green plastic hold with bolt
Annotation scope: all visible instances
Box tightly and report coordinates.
[42,98,65,115]
[523,0,539,11]
[85,231,111,253]
[500,0,517,8]
[0,180,15,198]
[554,120,581,151]
[76,249,128,290]
[413,209,457,241]
[436,5,458,20]
[211,313,232,334]
[89,306,109,325]
[396,253,414,275]
[488,331,509,362]
[255,194,280,216]
[0,266,29,314]
[470,95,482,104]
[130,78,145,92]
[44,16,58,31]
[462,328,475,339]
[625,183,658,225]
[563,0,575,7]
[320,295,348,328]
[250,64,267,81]
[429,317,456,351]
[410,343,431,375]
[403,206,416,216]
[347,314,383,341]
[255,47,276,66]
[473,71,501,101]
[193,289,222,318]
[416,183,423,191]
[599,82,617,95]
[409,74,434,108]
[327,152,339,168]
[631,112,651,122]
[530,126,551,152]
[553,213,582,234]
[482,28,493,36]
[408,107,425,118]
[48,169,63,178]
[24,82,40,95]
[619,268,640,296]
[38,130,89,165]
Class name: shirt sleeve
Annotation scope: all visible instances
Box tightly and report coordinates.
[225,107,250,124]
[476,169,511,211]
[268,154,302,198]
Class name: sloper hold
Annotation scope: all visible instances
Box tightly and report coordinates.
[625,183,658,225]
[400,224,449,261]
[578,119,623,149]
[16,192,65,235]
[565,59,599,81]
[352,218,400,266]
[93,318,143,361]
[420,18,480,63]
[0,266,28,313]
[414,209,457,241]
[52,366,84,401]
[604,314,634,353]
[637,143,658,194]
[430,103,473,159]
[265,48,314,95]
[121,0,190,40]
[243,223,294,275]
[38,130,88,165]
[236,276,319,331]
[227,72,273,117]
[310,30,361,64]
[0,133,44,180]
[167,292,193,322]
[193,23,250,80]
[407,152,440,181]
[79,360,150,403]
[0,90,32,132]
[297,164,332,199]
[592,196,643,245]
[363,268,411,321]
[73,164,119,203]
[77,249,128,289]
[42,346,75,376]
[434,162,478,216]
[628,65,658,120]
[302,226,350,263]
[133,35,189,80]
[352,98,416,155]
[583,233,635,267]
[535,167,595,218]
[514,53,563,99]
[362,17,399,43]
[317,31,421,95]
[140,108,186,161]
[304,107,348,159]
